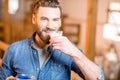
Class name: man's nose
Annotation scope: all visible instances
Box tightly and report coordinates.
[46,21,53,29]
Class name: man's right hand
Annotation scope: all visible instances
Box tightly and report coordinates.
[6,76,16,80]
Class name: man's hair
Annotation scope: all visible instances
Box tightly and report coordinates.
[32,0,62,15]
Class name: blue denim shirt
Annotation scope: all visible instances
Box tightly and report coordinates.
[0,33,105,80]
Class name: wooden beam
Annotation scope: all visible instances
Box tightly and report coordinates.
[0,41,9,51]
[3,0,10,43]
[85,0,98,61]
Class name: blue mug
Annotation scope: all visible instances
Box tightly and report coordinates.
[16,74,35,80]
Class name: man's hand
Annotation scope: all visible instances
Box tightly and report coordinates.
[6,76,15,80]
[50,36,80,56]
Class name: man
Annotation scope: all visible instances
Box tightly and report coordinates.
[0,0,105,80]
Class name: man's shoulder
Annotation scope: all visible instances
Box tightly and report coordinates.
[8,38,30,50]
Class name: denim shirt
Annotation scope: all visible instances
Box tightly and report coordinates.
[0,34,105,80]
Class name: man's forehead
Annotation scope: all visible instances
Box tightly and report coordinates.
[37,7,61,17]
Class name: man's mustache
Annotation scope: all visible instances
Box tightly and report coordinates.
[43,28,56,32]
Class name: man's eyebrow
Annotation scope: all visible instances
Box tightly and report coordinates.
[40,16,48,19]
[55,17,61,19]
[53,17,61,20]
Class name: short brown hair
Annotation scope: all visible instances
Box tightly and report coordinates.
[32,0,62,15]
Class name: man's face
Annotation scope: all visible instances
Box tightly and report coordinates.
[32,7,61,44]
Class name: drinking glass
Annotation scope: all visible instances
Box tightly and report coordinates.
[50,31,63,38]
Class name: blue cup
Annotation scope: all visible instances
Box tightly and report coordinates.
[16,74,35,80]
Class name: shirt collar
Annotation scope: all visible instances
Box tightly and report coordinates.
[29,32,53,52]
[29,32,36,48]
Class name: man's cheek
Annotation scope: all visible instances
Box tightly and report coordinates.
[54,21,61,28]
[40,21,47,27]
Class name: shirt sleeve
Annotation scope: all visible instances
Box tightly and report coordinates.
[71,60,86,80]
[71,49,105,80]
[97,65,106,80]
[0,46,15,80]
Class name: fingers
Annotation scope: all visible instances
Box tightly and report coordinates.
[52,43,62,50]
[6,76,16,80]
[49,36,71,52]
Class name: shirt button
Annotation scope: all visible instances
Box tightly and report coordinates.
[36,68,39,71]
[58,65,61,67]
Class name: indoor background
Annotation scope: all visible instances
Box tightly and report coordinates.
[0,0,120,80]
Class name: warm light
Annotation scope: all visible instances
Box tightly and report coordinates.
[109,2,120,11]
[108,12,120,24]
[108,2,120,24]
[104,2,120,41]
[8,0,19,14]
[103,24,120,41]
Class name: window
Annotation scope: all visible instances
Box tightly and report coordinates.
[108,2,120,24]
[103,2,120,41]
[8,0,19,14]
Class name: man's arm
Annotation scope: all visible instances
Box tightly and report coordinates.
[0,46,14,80]
[51,36,105,80]
[71,49,105,80]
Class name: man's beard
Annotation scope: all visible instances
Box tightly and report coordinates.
[36,30,50,44]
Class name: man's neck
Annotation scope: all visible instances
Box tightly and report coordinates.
[34,33,48,49]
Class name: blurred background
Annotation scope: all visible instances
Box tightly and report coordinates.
[0,0,120,80]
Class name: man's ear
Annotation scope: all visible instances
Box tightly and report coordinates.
[32,14,36,24]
